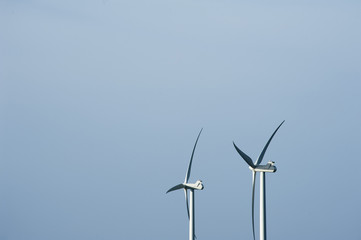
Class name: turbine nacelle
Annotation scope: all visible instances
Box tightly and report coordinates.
[184,180,204,190]
[250,161,277,173]
[166,180,204,194]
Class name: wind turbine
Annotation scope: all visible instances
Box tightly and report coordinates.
[166,129,204,240]
[233,121,284,240]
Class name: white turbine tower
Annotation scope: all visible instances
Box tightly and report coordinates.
[233,121,284,240]
[166,129,204,240]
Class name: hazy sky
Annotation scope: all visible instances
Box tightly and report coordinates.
[1,1,360,240]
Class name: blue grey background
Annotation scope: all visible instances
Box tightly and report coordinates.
[1,0,360,239]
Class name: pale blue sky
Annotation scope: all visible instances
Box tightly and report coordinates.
[1,1,360,239]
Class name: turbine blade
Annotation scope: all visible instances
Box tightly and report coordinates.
[251,171,256,240]
[184,189,190,219]
[166,184,184,194]
[233,142,255,168]
[185,128,203,183]
[255,120,285,166]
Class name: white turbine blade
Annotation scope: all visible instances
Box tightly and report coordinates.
[255,120,285,166]
[184,189,190,219]
[251,171,256,240]
[185,128,203,183]
[233,142,255,168]
[166,184,184,194]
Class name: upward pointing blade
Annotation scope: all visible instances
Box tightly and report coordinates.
[185,128,203,183]
[233,142,256,168]
[251,171,256,240]
[255,120,285,166]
